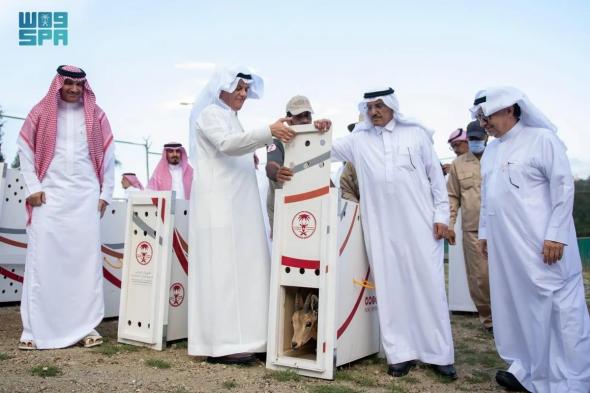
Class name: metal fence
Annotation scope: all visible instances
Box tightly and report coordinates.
[445,238,590,266]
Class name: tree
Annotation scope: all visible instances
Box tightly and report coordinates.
[574,178,590,237]
[11,154,20,169]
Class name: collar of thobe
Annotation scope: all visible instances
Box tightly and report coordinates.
[58,98,83,110]
[215,100,240,117]
[499,121,523,143]
[169,164,181,172]
[374,119,396,135]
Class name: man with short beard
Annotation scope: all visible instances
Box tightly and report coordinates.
[147,142,193,199]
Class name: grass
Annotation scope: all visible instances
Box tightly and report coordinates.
[424,368,457,384]
[335,370,377,387]
[465,369,492,384]
[360,354,386,366]
[93,338,139,356]
[144,358,171,369]
[222,380,237,389]
[170,339,188,349]
[265,369,302,382]
[399,375,419,384]
[172,388,189,393]
[389,382,409,393]
[0,352,9,361]
[30,365,62,378]
[308,386,360,393]
[477,350,505,368]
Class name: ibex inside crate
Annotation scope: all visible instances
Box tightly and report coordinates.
[291,292,319,349]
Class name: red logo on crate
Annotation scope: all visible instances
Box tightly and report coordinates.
[169,282,185,307]
[135,241,153,265]
[291,211,317,239]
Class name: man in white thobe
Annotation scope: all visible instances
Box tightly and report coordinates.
[472,86,590,393]
[147,142,193,200]
[331,87,456,378]
[187,67,295,364]
[17,65,115,349]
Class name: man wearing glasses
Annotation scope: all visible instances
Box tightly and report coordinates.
[445,121,492,333]
[472,87,590,392]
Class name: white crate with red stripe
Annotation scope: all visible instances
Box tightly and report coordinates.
[117,191,189,350]
[266,125,380,380]
[0,163,126,316]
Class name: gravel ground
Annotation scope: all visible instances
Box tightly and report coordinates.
[0,268,588,393]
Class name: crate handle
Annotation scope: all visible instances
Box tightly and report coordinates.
[103,256,123,269]
[352,279,374,289]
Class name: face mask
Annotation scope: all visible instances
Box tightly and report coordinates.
[469,140,486,154]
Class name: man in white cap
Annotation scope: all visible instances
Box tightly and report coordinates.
[187,67,295,364]
[472,86,590,392]
[446,121,492,333]
[330,87,456,379]
[265,95,331,231]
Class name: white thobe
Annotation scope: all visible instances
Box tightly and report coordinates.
[479,122,590,393]
[169,164,185,199]
[188,103,272,357]
[18,99,115,349]
[332,119,454,365]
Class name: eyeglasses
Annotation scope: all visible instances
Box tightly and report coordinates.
[476,111,491,123]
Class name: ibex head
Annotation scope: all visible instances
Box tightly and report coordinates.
[291,292,318,349]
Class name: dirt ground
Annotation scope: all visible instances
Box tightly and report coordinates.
[1,268,588,393]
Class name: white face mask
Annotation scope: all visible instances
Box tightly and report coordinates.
[469,140,486,154]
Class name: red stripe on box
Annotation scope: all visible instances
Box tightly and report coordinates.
[173,229,189,275]
[281,256,320,270]
[284,186,329,204]
[338,204,358,256]
[0,235,27,249]
[0,266,24,283]
[102,267,121,288]
[336,267,371,339]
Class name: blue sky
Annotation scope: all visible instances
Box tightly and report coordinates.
[1,0,589,195]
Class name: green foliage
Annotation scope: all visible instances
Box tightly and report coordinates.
[335,370,377,387]
[31,365,61,377]
[93,339,139,356]
[265,369,302,382]
[144,358,171,369]
[574,178,590,237]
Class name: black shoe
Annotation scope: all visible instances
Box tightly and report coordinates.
[485,326,494,335]
[387,361,415,377]
[206,353,258,365]
[495,370,528,392]
[430,364,458,380]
